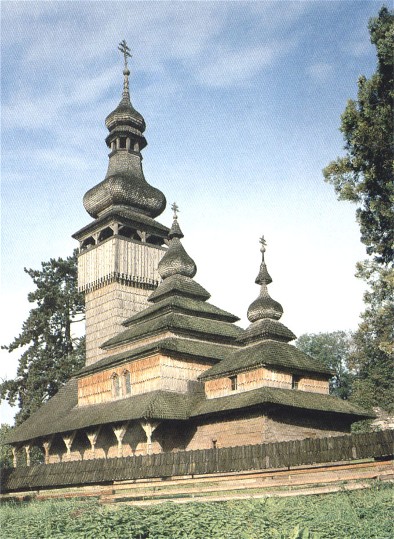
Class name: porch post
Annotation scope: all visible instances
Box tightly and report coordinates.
[112,423,128,458]
[86,427,101,459]
[140,421,160,455]
[62,431,77,461]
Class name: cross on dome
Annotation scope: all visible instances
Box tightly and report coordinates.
[118,40,132,70]
[171,202,180,219]
[259,235,267,260]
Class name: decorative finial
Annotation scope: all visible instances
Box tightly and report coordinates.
[171,202,180,220]
[118,39,132,71]
[259,235,267,261]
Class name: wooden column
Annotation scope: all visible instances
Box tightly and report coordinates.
[42,437,54,464]
[62,431,76,461]
[12,446,18,468]
[24,444,31,467]
[112,423,128,458]
[140,421,160,455]
[86,427,101,459]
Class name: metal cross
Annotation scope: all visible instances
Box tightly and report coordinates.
[171,202,180,219]
[259,235,267,256]
[118,40,132,69]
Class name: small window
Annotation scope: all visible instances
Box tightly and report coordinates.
[292,375,301,390]
[230,375,238,391]
[123,370,131,395]
[111,373,121,398]
[212,439,217,449]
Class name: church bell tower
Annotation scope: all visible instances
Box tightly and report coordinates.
[73,41,168,366]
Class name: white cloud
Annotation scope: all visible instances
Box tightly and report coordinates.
[306,62,334,84]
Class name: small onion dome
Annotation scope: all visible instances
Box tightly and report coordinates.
[105,69,146,136]
[246,237,284,323]
[255,261,272,285]
[247,285,283,322]
[158,210,197,280]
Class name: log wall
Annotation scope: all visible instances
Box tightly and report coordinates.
[78,354,210,406]
[80,237,165,366]
[205,368,329,399]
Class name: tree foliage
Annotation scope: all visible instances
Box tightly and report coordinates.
[323,6,393,265]
[0,424,14,468]
[0,251,85,425]
[323,7,394,413]
[295,332,354,399]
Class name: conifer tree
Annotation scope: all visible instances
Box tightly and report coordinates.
[323,7,394,412]
[0,251,85,424]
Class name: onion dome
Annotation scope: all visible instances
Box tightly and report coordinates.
[240,237,296,344]
[149,204,209,304]
[83,41,166,220]
[158,203,197,280]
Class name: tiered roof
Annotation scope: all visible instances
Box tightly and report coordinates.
[200,237,331,381]
[100,206,244,358]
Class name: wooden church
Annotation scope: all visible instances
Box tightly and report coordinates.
[5,43,371,467]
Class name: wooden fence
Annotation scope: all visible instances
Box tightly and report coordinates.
[1,430,393,493]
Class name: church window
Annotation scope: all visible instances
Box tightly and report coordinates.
[230,375,238,391]
[98,227,114,243]
[123,370,131,395]
[111,373,121,398]
[292,375,301,390]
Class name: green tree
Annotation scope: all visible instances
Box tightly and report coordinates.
[0,424,14,468]
[0,251,85,425]
[323,7,394,413]
[295,331,355,399]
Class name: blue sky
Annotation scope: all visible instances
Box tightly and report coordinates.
[1,1,383,422]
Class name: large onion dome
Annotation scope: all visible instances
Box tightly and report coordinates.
[83,42,166,220]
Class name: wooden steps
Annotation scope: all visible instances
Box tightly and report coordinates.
[100,459,393,505]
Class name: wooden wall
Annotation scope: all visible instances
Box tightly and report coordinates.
[80,237,165,366]
[205,367,329,399]
[78,354,210,406]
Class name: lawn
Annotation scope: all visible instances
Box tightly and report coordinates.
[0,482,392,538]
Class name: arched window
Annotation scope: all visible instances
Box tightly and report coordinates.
[123,370,131,395]
[111,373,121,398]
[229,375,238,391]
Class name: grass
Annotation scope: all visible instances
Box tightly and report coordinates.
[0,482,392,538]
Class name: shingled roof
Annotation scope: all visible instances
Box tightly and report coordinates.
[199,339,333,380]
[4,379,373,446]
[102,312,243,349]
[192,386,374,419]
[100,210,244,354]
[4,379,196,445]
[77,338,236,377]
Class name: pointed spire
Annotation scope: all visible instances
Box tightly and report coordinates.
[83,42,166,220]
[168,202,184,239]
[247,237,283,323]
[105,41,146,135]
[118,39,132,106]
[240,237,296,344]
[158,204,197,280]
